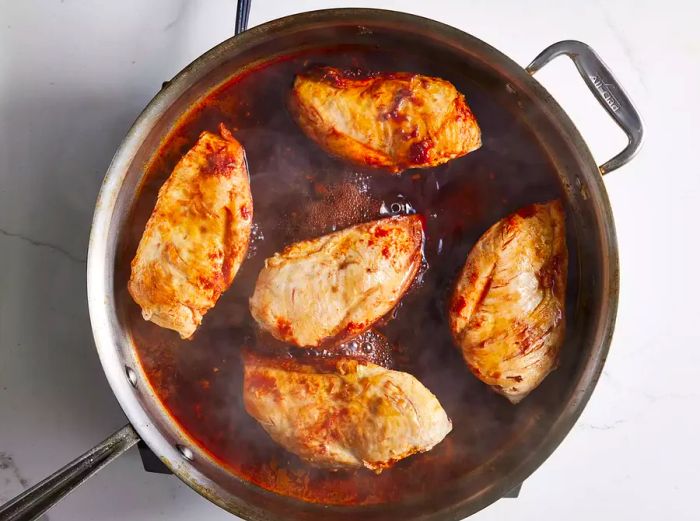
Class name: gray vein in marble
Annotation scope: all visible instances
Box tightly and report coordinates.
[0,452,28,489]
[642,391,700,403]
[0,227,86,264]
[163,0,187,31]
[601,369,700,403]
[578,419,627,431]
[577,387,698,433]
[596,0,649,92]
[0,453,50,520]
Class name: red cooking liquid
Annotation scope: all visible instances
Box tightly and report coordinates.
[115,47,571,505]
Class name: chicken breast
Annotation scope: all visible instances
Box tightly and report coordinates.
[243,353,452,472]
[290,67,481,174]
[128,124,253,339]
[249,215,424,347]
[449,201,567,403]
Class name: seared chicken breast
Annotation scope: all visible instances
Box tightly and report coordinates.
[449,201,567,403]
[290,67,481,173]
[249,215,424,347]
[243,353,452,472]
[129,124,252,339]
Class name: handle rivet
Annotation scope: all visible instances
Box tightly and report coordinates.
[176,444,194,461]
[125,366,137,387]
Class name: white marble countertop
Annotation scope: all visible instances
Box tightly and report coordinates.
[0,1,696,520]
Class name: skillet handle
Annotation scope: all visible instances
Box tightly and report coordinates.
[526,40,644,175]
[235,0,251,35]
[0,424,139,521]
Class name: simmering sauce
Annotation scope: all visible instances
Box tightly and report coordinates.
[115,47,574,505]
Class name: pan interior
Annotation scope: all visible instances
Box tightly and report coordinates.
[106,15,609,521]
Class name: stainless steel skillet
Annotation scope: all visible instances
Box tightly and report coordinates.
[0,6,642,521]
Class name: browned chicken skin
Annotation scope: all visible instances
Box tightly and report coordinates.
[243,353,452,472]
[129,124,252,338]
[249,215,424,348]
[290,67,481,173]
[449,201,567,403]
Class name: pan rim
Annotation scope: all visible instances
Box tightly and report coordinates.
[87,7,619,521]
